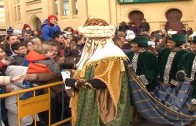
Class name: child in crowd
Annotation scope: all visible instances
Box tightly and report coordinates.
[25,43,61,77]
[3,43,62,126]
[25,43,63,124]
[20,43,61,98]
[11,43,28,66]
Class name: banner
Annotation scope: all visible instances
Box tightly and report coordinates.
[118,0,191,4]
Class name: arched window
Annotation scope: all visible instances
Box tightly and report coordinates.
[165,8,184,32]
[53,0,78,17]
[128,10,144,27]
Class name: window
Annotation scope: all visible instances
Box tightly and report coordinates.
[74,0,78,15]
[55,0,58,15]
[14,0,21,23]
[63,0,70,16]
[14,7,17,20]
[18,6,21,21]
[53,0,78,17]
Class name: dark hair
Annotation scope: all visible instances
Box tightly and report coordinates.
[23,30,32,35]
[11,43,24,52]
[53,32,63,39]
[63,27,74,32]
[128,22,135,25]
[6,34,19,41]
[138,44,148,47]
[166,38,183,47]
[148,36,156,41]
[0,44,5,51]
[23,39,34,47]
[176,43,183,47]
[73,34,86,43]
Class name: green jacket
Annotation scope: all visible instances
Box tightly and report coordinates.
[126,51,158,91]
[158,48,187,85]
[178,52,196,98]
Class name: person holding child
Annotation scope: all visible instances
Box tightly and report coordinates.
[25,43,62,124]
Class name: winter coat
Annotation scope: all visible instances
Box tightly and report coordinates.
[4,65,34,126]
[0,61,4,70]
[25,50,61,76]
[41,19,61,41]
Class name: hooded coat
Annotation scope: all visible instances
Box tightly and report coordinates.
[41,19,61,41]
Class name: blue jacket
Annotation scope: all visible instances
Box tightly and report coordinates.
[41,19,61,41]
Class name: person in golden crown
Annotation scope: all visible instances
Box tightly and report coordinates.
[64,18,131,125]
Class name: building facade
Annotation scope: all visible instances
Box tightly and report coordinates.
[0,0,6,35]
[3,0,196,34]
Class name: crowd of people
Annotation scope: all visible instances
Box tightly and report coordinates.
[0,15,85,126]
[0,15,196,126]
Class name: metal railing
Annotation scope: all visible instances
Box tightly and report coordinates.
[0,81,71,126]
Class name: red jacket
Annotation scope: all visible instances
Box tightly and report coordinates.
[25,50,55,75]
[0,61,3,70]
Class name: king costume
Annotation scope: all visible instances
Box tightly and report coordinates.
[64,18,131,126]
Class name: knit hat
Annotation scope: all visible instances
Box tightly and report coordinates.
[48,15,58,21]
[7,27,14,35]
[168,33,186,44]
[131,35,148,47]
[23,24,31,30]
[13,29,22,35]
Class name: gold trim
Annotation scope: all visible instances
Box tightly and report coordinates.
[84,82,94,89]
[84,57,128,68]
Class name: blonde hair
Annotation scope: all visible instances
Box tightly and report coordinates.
[34,44,53,54]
